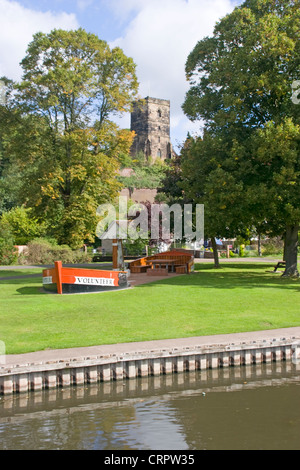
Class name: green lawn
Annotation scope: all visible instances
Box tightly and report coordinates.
[0,262,299,354]
[0,268,44,277]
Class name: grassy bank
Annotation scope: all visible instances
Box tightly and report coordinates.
[0,263,299,354]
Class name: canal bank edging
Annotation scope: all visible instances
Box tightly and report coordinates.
[0,336,299,395]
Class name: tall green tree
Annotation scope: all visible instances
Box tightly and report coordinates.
[249,119,300,275]
[182,0,300,276]
[0,77,22,215]
[179,133,248,267]
[4,28,138,248]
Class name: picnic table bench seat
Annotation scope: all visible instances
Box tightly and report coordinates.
[273,261,286,272]
[128,250,194,275]
[130,265,151,273]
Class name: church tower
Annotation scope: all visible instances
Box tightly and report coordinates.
[130,97,172,162]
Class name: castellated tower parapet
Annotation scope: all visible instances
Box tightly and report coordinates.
[130,97,172,162]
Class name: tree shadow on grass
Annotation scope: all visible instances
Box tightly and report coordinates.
[136,263,300,292]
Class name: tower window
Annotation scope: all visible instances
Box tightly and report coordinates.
[157,109,162,118]
[157,149,161,158]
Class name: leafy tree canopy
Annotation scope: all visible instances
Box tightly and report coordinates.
[182,0,300,274]
[0,28,139,248]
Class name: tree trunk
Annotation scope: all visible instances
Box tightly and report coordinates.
[282,225,299,278]
[211,237,220,268]
[283,232,287,262]
[258,232,262,257]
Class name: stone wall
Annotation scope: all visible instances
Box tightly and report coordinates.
[1,332,299,395]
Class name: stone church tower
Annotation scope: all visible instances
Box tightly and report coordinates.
[130,97,172,162]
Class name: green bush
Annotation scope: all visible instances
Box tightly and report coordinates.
[0,224,17,265]
[26,239,55,264]
[117,161,167,190]
[262,240,284,256]
[123,238,147,256]
[0,238,18,265]
[72,250,92,263]
[0,206,45,245]
[239,245,246,257]
[51,245,75,264]
[26,238,91,265]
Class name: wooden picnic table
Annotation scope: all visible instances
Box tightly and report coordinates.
[148,259,178,273]
[273,261,286,272]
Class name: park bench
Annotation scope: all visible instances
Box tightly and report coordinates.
[130,265,151,273]
[273,261,286,272]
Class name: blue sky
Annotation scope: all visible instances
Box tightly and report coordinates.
[0,0,242,149]
[11,0,133,41]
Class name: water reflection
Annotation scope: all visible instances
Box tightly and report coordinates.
[1,362,300,450]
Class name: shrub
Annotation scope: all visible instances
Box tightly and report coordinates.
[0,206,45,245]
[262,238,284,256]
[25,238,92,265]
[117,161,167,190]
[0,224,17,265]
[72,250,92,263]
[123,238,147,256]
[50,245,75,264]
[239,245,246,257]
[26,239,55,265]
[0,238,18,265]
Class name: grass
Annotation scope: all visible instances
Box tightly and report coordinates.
[0,262,299,355]
[0,269,44,277]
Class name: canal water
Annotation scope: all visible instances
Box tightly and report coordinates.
[1,362,300,450]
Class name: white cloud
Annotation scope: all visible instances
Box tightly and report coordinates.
[0,0,239,149]
[109,0,236,148]
[0,0,79,81]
